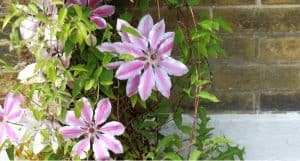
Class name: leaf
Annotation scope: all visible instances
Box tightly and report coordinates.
[58,8,68,25]
[197,91,219,103]
[74,100,84,118]
[6,145,14,160]
[73,4,82,17]
[165,152,182,160]
[188,0,200,5]
[189,149,202,160]
[139,0,150,13]
[84,79,95,91]
[121,26,142,38]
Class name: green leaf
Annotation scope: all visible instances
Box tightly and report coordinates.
[139,0,150,13]
[188,0,200,5]
[84,79,95,91]
[189,149,202,160]
[73,4,82,17]
[6,145,14,160]
[121,26,142,38]
[58,8,68,25]
[197,91,219,103]
[74,100,84,118]
[165,152,182,160]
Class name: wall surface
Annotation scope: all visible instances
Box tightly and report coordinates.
[200,0,300,113]
[162,114,300,160]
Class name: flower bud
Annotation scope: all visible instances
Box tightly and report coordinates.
[85,34,97,46]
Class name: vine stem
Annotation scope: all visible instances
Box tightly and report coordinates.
[156,0,161,19]
[185,2,201,157]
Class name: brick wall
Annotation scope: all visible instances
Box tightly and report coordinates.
[200,0,300,113]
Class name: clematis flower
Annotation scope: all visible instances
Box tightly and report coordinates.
[67,0,115,29]
[98,14,189,101]
[0,92,24,145]
[59,98,125,160]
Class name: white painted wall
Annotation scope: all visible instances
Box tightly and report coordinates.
[172,114,300,160]
[1,113,300,160]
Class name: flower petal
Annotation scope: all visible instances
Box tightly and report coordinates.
[92,5,115,17]
[116,18,132,31]
[100,134,123,154]
[126,75,140,97]
[81,97,93,123]
[5,124,20,144]
[100,121,125,136]
[157,32,175,47]
[7,108,23,122]
[95,98,112,125]
[115,60,145,80]
[149,20,165,49]
[158,37,174,56]
[97,42,116,53]
[159,57,189,76]
[72,138,90,159]
[118,32,131,42]
[4,93,23,115]
[128,34,148,51]
[113,42,144,57]
[59,126,85,138]
[65,111,85,127]
[93,138,110,160]
[90,16,107,29]
[138,66,155,101]
[105,61,124,70]
[88,0,102,8]
[0,125,6,145]
[155,67,171,98]
[138,14,154,38]
[19,17,39,40]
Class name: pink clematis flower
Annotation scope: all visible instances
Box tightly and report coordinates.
[0,92,24,145]
[98,14,189,101]
[59,98,125,160]
[68,0,115,29]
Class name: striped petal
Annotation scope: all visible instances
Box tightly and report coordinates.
[97,42,116,53]
[138,66,155,101]
[100,134,123,154]
[95,98,112,125]
[90,16,107,29]
[138,14,154,38]
[4,93,23,115]
[159,57,188,76]
[105,61,124,70]
[5,124,20,144]
[155,67,171,98]
[158,32,175,46]
[128,34,148,51]
[126,75,140,97]
[65,111,85,127]
[116,18,132,31]
[100,121,125,136]
[158,37,174,56]
[72,138,90,159]
[93,138,110,160]
[6,108,22,122]
[116,60,145,80]
[92,5,115,17]
[113,42,144,57]
[0,125,6,145]
[81,97,93,123]
[59,126,85,138]
[149,20,165,49]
